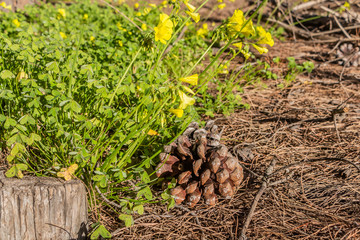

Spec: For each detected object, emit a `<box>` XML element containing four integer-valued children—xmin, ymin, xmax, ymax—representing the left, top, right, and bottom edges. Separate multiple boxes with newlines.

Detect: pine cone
<box><xmin>337</xmin><ymin>43</ymin><xmax>360</xmax><ymax>67</ymax></box>
<box><xmin>156</xmin><ymin>121</ymin><xmax>244</xmax><ymax>207</ymax></box>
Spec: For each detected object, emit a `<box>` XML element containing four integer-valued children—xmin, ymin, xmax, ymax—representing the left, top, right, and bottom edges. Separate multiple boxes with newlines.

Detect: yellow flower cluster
<box><xmin>184</xmin><ymin>2</ymin><xmax>200</xmax><ymax>23</ymax></box>
<box><xmin>228</xmin><ymin>9</ymin><xmax>255</xmax><ymax>37</ymax></box>
<box><xmin>57</xmin><ymin>8</ymin><xmax>66</xmax><ymax>20</ymax></box>
<box><xmin>0</xmin><ymin>2</ymin><xmax>11</xmax><ymax>10</ymax></box>
<box><xmin>154</xmin><ymin>13</ymin><xmax>173</xmax><ymax>44</ymax></box>
<box><xmin>169</xmin><ymin>74</ymin><xmax>198</xmax><ymax>118</ymax></box>
<box><xmin>197</xmin><ymin>23</ymin><xmax>208</xmax><ymax>38</ymax></box>
<box><xmin>57</xmin><ymin>164</ymin><xmax>78</xmax><ymax>181</ymax></box>
<box><xmin>252</xmin><ymin>26</ymin><xmax>274</xmax><ymax>55</ymax></box>
<box><xmin>227</xmin><ymin>9</ymin><xmax>275</xmax><ymax>55</ymax></box>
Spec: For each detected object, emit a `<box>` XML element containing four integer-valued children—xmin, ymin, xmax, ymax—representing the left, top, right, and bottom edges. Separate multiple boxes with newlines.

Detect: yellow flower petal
<box><xmin>0</xmin><ymin>2</ymin><xmax>12</xmax><ymax>10</ymax></box>
<box><xmin>180</xmin><ymin>74</ymin><xmax>198</xmax><ymax>86</ymax></box>
<box><xmin>83</xmin><ymin>14</ymin><xmax>88</xmax><ymax>20</ymax></box>
<box><xmin>141</xmin><ymin>23</ymin><xmax>147</xmax><ymax>31</ymax></box>
<box><xmin>57</xmin><ymin>164</ymin><xmax>78</xmax><ymax>181</ymax></box>
<box><xmin>134</xmin><ymin>2</ymin><xmax>139</xmax><ymax>8</ymax></box>
<box><xmin>218</xmin><ymin>3</ymin><xmax>226</xmax><ymax>9</ymax></box>
<box><xmin>186</xmin><ymin>11</ymin><xmax>200</xmax><ymax>23</ymax></box>
<box><xmin>256</xmin><ymin>26</ymin><xmax>274</xmax><ymax>47</ymax></box>
<box><xmin>154</xmin><ymin>13</ymin><xmax>174</xmax><ymax>44</ymax></box>
<box><xmin>184</xmin><ymin>2</ymin><xmax>196</xmax><ymax>12</ymax></box>
<box><xmin>12</xmin><ymin>19</ymin><xmax>20</xmax><ymax>28</ymax></box>
<box><xmin>182</xmin><ymin>86</ymin><xmax>195</xmax><ymax>95</ymax></box>
<box><xmin>68</xmin><ymin>164</ymin><xmax>78</xmax><ymax>174</ymax></box>
<box><xmin>252</xmin><ymin>44</ymin><xmax>268</xmax><ymax>54</ymax></box>
<box><xmin>58</xmin><ymin>8</ymin><xmax>66</xmax><ymax>18</ymax></box>
<box><xmin>148</xmin><ymin>129</ymin><xmax>160</xmax><ymax>136</ymax></box>
<box><xmin>228</xmin><ymin>9</ymin><xmax>255</xmax><ymax>37</ymax></box>
<box><xmin>196</xmin><ymin>23</ymin><xmax>208</xmax><ymax>38</ymax></box>
<box><xmin>169</xmin><ymin>108</ymin><xmax>184</xmax><ymax>118</ymax></box>
<box><xmin>60</xmin><ymin>32</ymin><xmax>67</xmax><ymax>39</ymax></box>
<box><xmin>233</xmin><ymin>42</ymin><xmax>243</xmax><ymax>50</ymax></box>
<box><xmin>179</xmin><ymin>90</ymin><xmax>195</xmax><ymax>109</ymax></box>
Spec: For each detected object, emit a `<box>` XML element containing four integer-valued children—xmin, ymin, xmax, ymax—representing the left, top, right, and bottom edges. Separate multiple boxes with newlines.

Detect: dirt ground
<box><xmin>102</xmin><ymin>39</ymin><xmax>360</xmax><ymax>239</ymax></box>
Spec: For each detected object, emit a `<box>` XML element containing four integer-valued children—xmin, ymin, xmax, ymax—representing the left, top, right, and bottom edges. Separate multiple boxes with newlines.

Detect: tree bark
<box><xmin>0</xmin><ymin>172</ymin><xmax>88</xmax><ymax>240</ymax></box>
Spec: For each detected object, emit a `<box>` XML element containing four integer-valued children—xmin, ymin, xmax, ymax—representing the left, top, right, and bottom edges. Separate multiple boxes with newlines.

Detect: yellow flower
<box><xmin>136</xmin><ymin>12</ymin><xmax>142</xmax><ymax>17</ymax></box>
<box><xmin>179</xmin><ymin>90</ymin><xmax>195</xmax><ymax>109</ymax></box>
<box><xmin>161</xmin><ymin>0</ymin><xmax>167</xmax><ymax>5</ymax></box>
<box><xmin>118</xmin><ymin>40</ymin><xmax>123</xmax><ymax>47</ymax></box>
<box><xmin>148</xmin><ymin>129</ymin><xmax>160</xmax><ymax>136</ymax></box>
<box><xmin>117</xmin><ymin>22</ymin><xmax>123</xmax><ymax>31</ymax></box>
<box><xmin>234</xmin><ymin>42</ymin><xmax>250</xmax><ymax>59</ymax></box>
<box><xmin>60</xmin><ymin>32</ymin><xmax>67</xmax><ymax>39</ymax></box>
<box><xmin>184</xmin><ymin>2</ymin><xmax>196</xmax><ymax>12</ymax></box>
<box><xmin>219</xmin><ymin>64</ymin><xmax>228</xmax><ymax>74</ymax></box>
<box><xmin>180</xmin><ymin>74</ymin><xmax>198</xmax><ymax>86</ymax></box>
<box><xmin>141</xmin><ymin>23</ymin><xmax>147</xmax><ymax>31</ymax></box>
<box><xmin>217</xmin><ymin>0</ymin><xmax>223</xmax><ymax>2</ymax></box>
<box><xmin>57</xmin><ymin>164</ymin><xmax>78</xmax><ymax>181</ymax></box>
<box><xmin>183</xmin><ymin>86</ymin><xmax>195</xmax><ymax>95</ymax></box>
<box><xmin>242</xmin><ymin>51</ymin><xmax>250</xmax><ymax>59</ymax></box>
<box><xmin>228</xmin><ymin>9</ymin><xmax>255</xmax><ymax>37</ymax></box>
<box><xmin>233</xmin><ymin>42</ymin><xmax>243</xmax><ymax>50</ymax></box>
<box><xmin>83</xmin><ymin>14</ymin><xmax>88</xmax><ymax>20</ymax></box>
<box><xmin>16</xmin><ymin>71</ymin><xmax>28</xmax><ymax>81</ymax></box>
<box><xmin>0</xmin><ymin>2</ymin><xmax>11</xmax><ymax>10</ymax></box>
<box><xmin>169</xmin><ymin>108</ymin><xmax>184</xmax><ymax>118</ymax></box>
<box><xmin>154</xmin><ymin>13</ymin><xmax>173</xmax><ymax>44</ymax></box>
<box><xmin>143</xmin><ymin>7</ymin><xmax>151</xmax><ymax>15</ymax></box>
<box><xmin>13</xmin><ymin>19</ymin><xmax>20</xmax><ymax>28</ymax></box>
<box><xmin>252</xmin><ymin>44</ymin><xmax>268</xmax><ymax>54</ymax></box>
<box><xmin>197</xmin><ymin>23</ymin><xmax>208</xmax><ymax>38</ymax></box>
<box><xmin>58</xmin><ymin>8</ymin><xmax>66</xmax><ymax>19</ymax></box>
<box><xmin>134</xmin><ymin>2</ymin><xmax>139</xmax><ymax>8</ymax></box>
<box><xmin>90</xmin><ymin>36</ymin><xmax>95</xmax><ymax>41</ymax></box>
<box><xmin>344</xmin><ymin>1</ymin><xmax>350</xmax><ymax>9</ymax></box>
<box><xmin>218</xmin><ymin>3</ymin><xmax>226</xmax><ymax>9</ymax></box>
<box><xmin>186</xmin><ymin>11</ymin><xmax>200</xmax><ymax>23</ymax></box>
<box><xmin>149</xmin><ymin>3</ymin><xmax>156</xmax><ymax>8</ymax></box>
<box><xmin>256</xmin><ymin>26</ymin><xmax>274</xmax><ymax>47</ymax></box>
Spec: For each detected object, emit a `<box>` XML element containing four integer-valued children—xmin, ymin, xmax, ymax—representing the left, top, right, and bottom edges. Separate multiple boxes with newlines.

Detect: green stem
<box><xmin>108</xmin><ymin>47</ymin><xmax>141</xmax><ymax>106</ymax></box>
<box><xmin>150</xmin><ymin>0</ymin><xmax>211</xmax><ymax>80</ymax></box>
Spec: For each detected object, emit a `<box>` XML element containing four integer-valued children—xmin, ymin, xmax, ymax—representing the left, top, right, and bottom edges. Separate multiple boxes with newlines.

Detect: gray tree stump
<box><xmin>0</xmin><ymin>172</ymin><xmax>88</xmax><ymax>240</ymax></box>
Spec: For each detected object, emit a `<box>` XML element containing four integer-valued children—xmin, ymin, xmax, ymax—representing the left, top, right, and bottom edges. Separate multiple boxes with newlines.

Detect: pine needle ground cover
<box><xmin>0</xmin><ymin>0</ymin><xmax>283</xmax><ymax>237</ymax></box>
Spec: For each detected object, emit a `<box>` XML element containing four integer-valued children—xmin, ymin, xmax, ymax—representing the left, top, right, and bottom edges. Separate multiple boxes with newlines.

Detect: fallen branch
<box><xmin>239</xmin><ymin>160</ymin><xmax>276</xmax><ymax>240</ymax></box>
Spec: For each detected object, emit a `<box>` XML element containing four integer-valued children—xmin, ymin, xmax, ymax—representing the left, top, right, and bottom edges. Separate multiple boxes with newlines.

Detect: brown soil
<box><xmin>95</xmin><ymin>38</ymin><xmax>360</xmax><ymax>239</ymax></box>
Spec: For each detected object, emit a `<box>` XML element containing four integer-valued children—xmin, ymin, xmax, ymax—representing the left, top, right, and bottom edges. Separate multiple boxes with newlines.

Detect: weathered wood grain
<box><xmin>0</xmin><ymin>172</ymin><xmax>88</xmax><ymax>240</ymax></box>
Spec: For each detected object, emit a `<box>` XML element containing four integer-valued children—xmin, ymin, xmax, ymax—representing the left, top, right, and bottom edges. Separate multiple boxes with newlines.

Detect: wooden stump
<box><xmin>0</xmin><ymin>172</ymin><xmax>88</xmax><ymax>240</ymax></box>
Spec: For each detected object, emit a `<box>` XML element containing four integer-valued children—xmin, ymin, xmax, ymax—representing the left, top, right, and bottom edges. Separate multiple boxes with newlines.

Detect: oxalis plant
<box><xmin>0</xmin><ymin>0</ymin><xmax>272</xmax><ymax>237</ymax></box>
